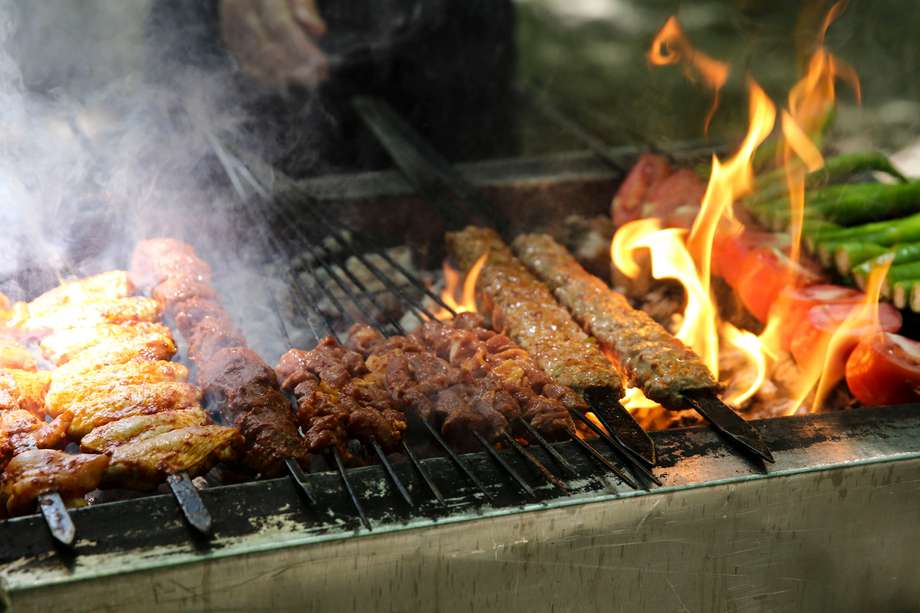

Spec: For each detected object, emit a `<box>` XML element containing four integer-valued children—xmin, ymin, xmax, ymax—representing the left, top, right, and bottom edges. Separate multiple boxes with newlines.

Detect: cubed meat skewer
<box><xmin>276</xmin><ymin>338</ymin><xmax>407</xmax><ymax>460</ymax></box>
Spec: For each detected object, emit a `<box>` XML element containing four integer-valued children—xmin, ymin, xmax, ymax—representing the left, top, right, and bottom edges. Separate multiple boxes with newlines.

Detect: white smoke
<box><xmin>0</xmin><ymin>0</ymin><xmax>291</xmax><ymax>359</ymax></box>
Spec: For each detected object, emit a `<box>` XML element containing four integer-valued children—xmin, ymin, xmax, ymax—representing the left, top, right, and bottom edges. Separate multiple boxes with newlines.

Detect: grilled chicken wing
<box><xmin>52</xmin><ymin>332</ymin><xmax>178</xmax><ymax>379</ymax></box>
<box><xmin>80</xmin><ymin>408</ymin><xmax>209</xmax><ymax>453</ymax></box>
<box><xmin>0</xmin><ymin>369</ymin><xmax>51</xmax><ymax>416</ymax></box>
<box><xmin>0</xmin><ymin>339</ymin><xmax>38</xmax><ymax>371</ymax></box>
<box><xmin>40</xmin><ymin>321</ymin><xmax>173</xmax><ymax>365</ymax></box>
<box><xmin>23</xmin><ymin>271</ymin><xmax>132</xmax><ymax>324</ymax></box>
<box><xmin>46</xmin><ymin>359</ymin><xmax>189</xmax><ymax>416</ymax></box>
<box><xmin>0</xmin><ymin>410</ymin><xmax>70</xmax><ymax>470</ymax></box>
<box><xmin>1</xmin><ymin>449</ymin><xmax>109</xmax><ymax>515</ymax></box>
<box><xmin>21</xmin><ymin>296</ymin><xmax>162</xmax><ymax>334</ymax></box>
<box><xmin>67</xmin><ymin>383</ymin><xmax>204</xmax><ymax>439</ymax></box>
<box><xmin>80</xmin><ymin>411</ymin><xmax>240</xmax><ymax>490</ymax></box>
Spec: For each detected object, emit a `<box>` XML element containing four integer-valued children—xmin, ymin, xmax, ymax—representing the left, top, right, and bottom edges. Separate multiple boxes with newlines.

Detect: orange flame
<box><xmin>810</xmin><ymin>257</ymin><xmax>893</xmax><ymax>411</ymax></box>
<box><xmin>722</xmin><ymin>322</ymin><xmax>767</xmax><ymax>407</ymax></box>
<box><xmin>436</xmin><ymin>254</ymin><xmax>487</xmax><ymax>320</ymax></box>
<box><xmin>648</xmin><ymin>16</ymin><xmax>731</xmax><ymax>133</ymax></box>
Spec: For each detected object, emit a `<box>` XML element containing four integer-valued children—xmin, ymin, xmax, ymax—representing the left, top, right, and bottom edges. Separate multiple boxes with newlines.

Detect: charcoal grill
<box><xmin>2</xmin><ymin>100</ymin><xmax>920</xmax><ymax>613</ymax></box>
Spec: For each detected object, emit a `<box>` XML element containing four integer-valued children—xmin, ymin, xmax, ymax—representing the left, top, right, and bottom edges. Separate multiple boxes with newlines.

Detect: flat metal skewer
<box><xmin>473</xmin><ymin>432</ymin><xmax>536</xmax><ymax>499</ymax></box>
<box><xmin>37</xmin><ymin>492</ymin><xmax>75</xmax><ymax>547</ymax></box>
<box><xmin>167</xmin><ymin>472</ymin><xmax>213</xmax><ymax>536</ymax></box>
<box><xmin>421</xmin><ymin>418</ymin><xmax>492</xmax><ymax>501</ymax></box>
<box><xmin>330</xmin><ymin>448</ymin><xmax>371</xmax><ymax>530</ymax></box>
<box><xmin>401</xmin><ymin>440</ymin><xmax>446</xmax><ymax>507</ymax></box>
<box><xmin>569</xmin><ymin>410</ymin><xmax>643</xmax><ymax>489</ymax></box>
<box><xmin>501</xmin><ymin>432</ymin><xmax>569</xmax><ymax>494</ymax></box>
<box><xmin>284</xmin><ymin>458</ymin><xmax>317</xmax><ymax>506</ymax></box>
<box><xmin>566</xmin><ymin>429</ymin><xmax>621</xmax><ymax>492</ymax></box>
<box><xmin>683</xmin><ymin>391</ymin><xmax>775</xmax><ymax>464</ymax></box>
<box><xmin>581</xmin><ymin>409</ymin><xmax>662</xmax><ymax>487</ymax></box>
<box><xmin>370</xmin><ymin>438</ymin><xmax>415</xmax><ymax>508</ymax></box>
<box><xmin>516</xmin><ymin>418</ymin><xmax>578</xmax><ymax>477</ymax></box>
<box><xmin>584</xmin><ymin>388</ymin><xmax>656</xmax><ymax>466</ymax></box>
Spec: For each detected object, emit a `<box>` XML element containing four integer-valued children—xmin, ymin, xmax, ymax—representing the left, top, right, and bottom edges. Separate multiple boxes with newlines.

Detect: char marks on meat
<box><xmin>276</xmin><ymin>338</ymin><xmax>406</xmax><ymax>460</ymax></box>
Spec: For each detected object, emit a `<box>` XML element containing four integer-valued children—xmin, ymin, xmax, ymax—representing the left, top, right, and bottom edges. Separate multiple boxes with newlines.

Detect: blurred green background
<box><xmin>515</xmin><ymin>0</ymin><xmax>920</xmax><ymax>156</ymax></box>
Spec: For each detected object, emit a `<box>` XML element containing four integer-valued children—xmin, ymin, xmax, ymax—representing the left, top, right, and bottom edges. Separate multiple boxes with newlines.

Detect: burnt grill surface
<box><xmin>4</xmin><ymin>404</ymin><xmax>918</xmax><ymax>570</ymax></box>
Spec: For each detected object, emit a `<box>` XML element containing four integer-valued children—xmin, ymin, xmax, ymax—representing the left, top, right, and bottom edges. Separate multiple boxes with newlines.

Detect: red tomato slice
<box><xmin>846</xmin><ymin>332</ymin><xmax>920</xmax><ymax>406</ymax></box>
<box><xmin>790</xmin><ymin>301</ymin><xmax>903</xmax><ymax>381</ymax></box>
<box><xmin>712</xmin><ymin>229</ymin><xmax>793</xmax><ymax>288</ymax></box>
<box><xmin>611</xmin><ymin>153</ymin><xmax>671</xmax><ymax>227</ymax></box>
<box><xmin>769</xmin><ymin>284</ymin><xmax>864</xmax><ymax>351</ymax></box>
<box><xmin>735</xmin><ymin>248</ymin><xmax>822</xmax><ymax>322</ymax></box>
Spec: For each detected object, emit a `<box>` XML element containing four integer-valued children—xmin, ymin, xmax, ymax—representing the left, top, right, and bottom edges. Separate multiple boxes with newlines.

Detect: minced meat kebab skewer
<box><xmin>445</xmin><ymin>226</ymin><xmax>655</xmax><ymax>465</ymax></box>
<box><xmin>512</xmin><ymin>233</ymin><xmax>774</xmax><ymax>464</ymax></box>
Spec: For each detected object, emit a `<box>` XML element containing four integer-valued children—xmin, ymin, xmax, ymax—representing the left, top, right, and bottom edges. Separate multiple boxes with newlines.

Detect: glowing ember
<box><xmin>648</xmin><ymin>16</ymin><xmax>731</xmax><ymax>133</ymax></box>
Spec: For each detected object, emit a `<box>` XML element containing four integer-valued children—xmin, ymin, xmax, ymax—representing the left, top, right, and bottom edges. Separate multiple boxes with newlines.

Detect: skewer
<box><xmin>683</xmin><ymin>391</ymin><xmax>775</xmax><ymax>464</ymax></box>
<box><xmin>568</xmin><ymin>410</ymin><xmax>642</xmax><ymax>489</ymax></box>
<box><xmin>515</xmin><ymin>418</ymin><xmax>578</xmax><ymax>477</ymax></box>
<box><xmin>583</xmin><ymin>388</ymin><xmax>656</xmax><ymax>467</ymax></box>
<box><xmin>566</xmin><ymin>429</ymin><xmax>621</xmax><ymax>492</ymax></box>
<box><xmin>501</xmin><ymin>432</ymin><xmax>569</xmax><ymax>494</ymax></box>
<box><xmin>573</xmin><ymin>409</ymin><xmax>660</xmax><ymax>487</ymax></box>
<box><xmin>330</xmin><ymin>448</ymin><xmax>371</xmax><ymax>530</ymax></box>
<box><xmin>284</xmin><ymin>458</ymin><xmax>317</xmax><ymax>506</ymax></box>
<box><xmin>472</xmin><ymin>432</ymin><xmax>536</xmax><ymax>499</ymax></box>
<box><xmin>421</xmin><ymin>418</ymin><xmax>492</xmax><ymax>501</ymax></box>
<box><xmin>401</xmin><ymin>440</ymin><xmax>446</xmax><ymax>507</ymax></box>
<box><xmin>370</xmin><ymin>438</ymin><xmax>415</xmax><ymax>508</ymax></box>
<box><xmin>166</xmin><ymin>472</ymin><xmax>213</xmax><ymax>536</ymax></box>
<box><xmin>37</xmin><ymin>492</ymin><xmax>76</xmax><ymax>547</ymax></box>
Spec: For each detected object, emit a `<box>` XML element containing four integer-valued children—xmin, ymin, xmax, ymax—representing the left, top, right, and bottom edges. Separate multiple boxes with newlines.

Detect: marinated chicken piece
<box><xmin>51</xmin><ymin>331</ymin><xmax>178</xmax><ymax>380</ymax></box>
<box><xmin>40</xmin><ymin>321</ymin><xmax>173</xmax><ymax>365</ymax></box>
<box><xmin>1</xmin><ymin>449</ymin><xmax>109</xmax><ymax>516</ymax></box>
<box><xmin>130</xmin><ymin>238</ymin><xmax>212</xmax><ymax>291</ymax></box>
<box><xmin>0</xmin><ymin>338</ymin><xmax>37</xmax><ymax>371</ymax></box>
<box><xmin>46</xmin><ymin>359</ymin><xmax>188</xmax><ymax>417</ymax></box>
<box><xmin>20</xmin><ymin>296</ymin><xmax>162</xmax><ymax>334</ymax></box>
<box><xmin>101</xmin><ymin>425</ymin><xmax>241</xmax><ymax>490</ymax></box>
<box><xmin>446</xmin><ymin>226</ymin><xmax>623</xmax><ymax>396</ymax></box>
<box><xmin>0</xmin><ymin>369</ymin><xmax>51</xmax><ymax>416</ymax></box>
<box><xmin>435</xmin><ymin>384</ymin><xmax>509</xmax><ymax>451</ymax></box>
<box><xmin>199</xmin><ymin>347</ymin><xmax>306</xmax><ymax>475</ymax></box>
<box><xmin>277</xmin><ymin>339</ymin><xmax>406</xmax><ymax>459</ymax></box>
<box><xmin>513</xmin><ymin>234</ymin><xmax>718</xmax><ymax>409</ymax></box>
<box><xmin>151</xmin><ymin>277</ymin><xmax>216</xmax><ymax>307</ymax></box>
<box><xmin>24</xmin><ymin>271</ymin><xmax>132</xmax><ymax>323</ymax></box>
<box><xmin>67</xmin><ymin>382</ymin><xmax>203</xmax><ymax>439</ymax></box>
<box><xmin>80</xmin><ymin>408</ymin><xmax>209</xmax><ymax>453</ymax></box>
<box><xmin>169</xmin><ymin>297</ymin><xmax>231</xmax><ymax>338</ymax></box>
<box><xmin>0</xmin><ymin>410</ymin><xmax>70</xmax><ymax>470</ymax></box>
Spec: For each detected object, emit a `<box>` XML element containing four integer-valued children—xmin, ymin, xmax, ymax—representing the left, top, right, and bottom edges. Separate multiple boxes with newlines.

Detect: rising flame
<box><xmin>436</xmin><ymin>254</ymin><xmax>487</xmax><ymax>320</ymax></box>
<box><xmin>810</xmin><ymin>257</ymin><xmax>892</xmax><ymax>412</ymax></box>
<box><xmin>612</xmin><ymin>218</ymin><xmax>718</xmax><ymax>375</ymax></box>
<box><xmin>721</xmin><ymin>323</ymin><xmax>767</xmax><ymax>407</ymax></box>
<box><xmin>648</xmin><ymin>16</ymin><xmax>731</xmax><ymax>133</ymax></box>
